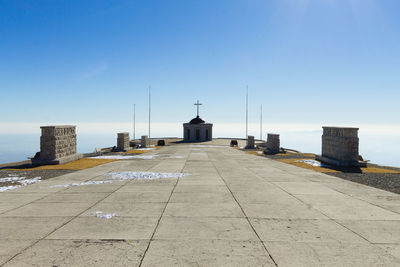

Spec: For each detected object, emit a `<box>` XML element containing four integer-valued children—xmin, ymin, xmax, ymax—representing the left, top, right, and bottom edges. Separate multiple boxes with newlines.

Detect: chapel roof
<box><xmin>189</xmin><ymin>116</ymin><xmax>205</xmax><ymax>124</ymax></box>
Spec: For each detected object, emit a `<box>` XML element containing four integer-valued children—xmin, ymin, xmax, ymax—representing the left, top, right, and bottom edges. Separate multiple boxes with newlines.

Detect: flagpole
<box><xmin>246</xmin><ymin>86</ymin><xmax>248</xmax><ymax>139</ymax></box>
<box><xmin>260</xmin><ymin>104</ymin><xmax>262</xmax><ymax>141</ymax></box>
<box><xmin>148</xmin><ymin>86</ymin><xmax>151</xmax><ymax>147</ymax></box>
<box><xmin>133</xmin><ymin>103</ymin><xmax>136</xmax><ymax>141</ymax></box>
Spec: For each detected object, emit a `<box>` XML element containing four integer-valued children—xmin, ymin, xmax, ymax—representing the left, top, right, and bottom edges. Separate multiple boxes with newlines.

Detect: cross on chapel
<box><xmin>194</xmin><ymin>100</ymin><xmax>202</xmax><ymax>117</ymax></box>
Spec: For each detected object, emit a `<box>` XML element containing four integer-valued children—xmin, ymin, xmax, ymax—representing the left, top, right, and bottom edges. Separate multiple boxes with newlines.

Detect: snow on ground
<box><xmin>0</xmin><ymin>177</ymin><xmax>41</xmax><ymax>192</ymax></box>
<box><xmin>106</xmin><ymin>171</ymin><xmax>188</xmax><ymax>180</ymax></box>
<box><xmin>299</xmin><ymin>159</ymin><xmax>330</xmax><ymax>168</ymax></box>
<box><xmin>48</xmin><ymin>171</ymin><xmax>189</xmax><ymax>188</ymax></box>
<box><xmin>0</xmin><ymin>177</ymin><xmax>25</xmax><ymax>183</ymax></box>
<box><xmin>134</xmin><ymin>148</ymin><xmax>155</xmax><ymax>151</ymax></box>
<box><xmin>49</xmin><ymin>180</ymin><xmax>115</xmax><ymax>188</ymax></box>
<box><xmin>88</xmin><ymin>211</ymin><xmax>117</xmax><ymax>219</ymax></box>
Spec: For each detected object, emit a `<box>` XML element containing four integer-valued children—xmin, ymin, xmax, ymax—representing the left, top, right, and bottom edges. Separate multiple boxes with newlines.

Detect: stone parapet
<box><xmin>265</xmin><ymin>133</ymin><xmax>280</xmax><ymax>154</ymax></box>
<box><xmin>117</xmin><ymin>132</ymin><xmax>130</xmax><ymax>151</ymax></box>
<box><xmin>141</xmin><ymin>135</ymin><xmax>149</xmax><ymax>148</ymax></box>
<box><xmin>316</xmin><ymin>126</ymin><xmax>364</xmax><ymax>167</ymax></box>
<box><xmin>32</xmin><ymin>125</ymin><xmax>82</xmax><ymax>165</ymax></box>
<box><xmin>245</xmin><ymin>135</ymin><xmax>255</xmax><ymax>149</ymax></box>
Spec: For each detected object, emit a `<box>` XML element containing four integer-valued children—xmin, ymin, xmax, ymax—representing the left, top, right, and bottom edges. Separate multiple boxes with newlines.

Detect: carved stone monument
<box><xmin>117</xmin><ymin>132</ymin><xmax>130</xmax><ymax>151</ymax></box>
<box><xmin>245</xmin><ymin>135</ymin><xmax>255</xmax><ymax>149</ymax></box>
<box><xmin>141</xmin><ymin>135</ymin><xmax>149</xmax><ymax>148</ymax></box>
<box><xmin>316</xmin><ymin>126</ymin><xmax>365</xmax><ymax>167</ymax></box>
<box><xmin>264</xmin><ymin>133</ymin><xmax>280</xmax><ymax>154</ymax></box>
<box><xmin>32</xmin><ymin>125</ymin><xmax>82</xmax><ymax>165</ymax></box>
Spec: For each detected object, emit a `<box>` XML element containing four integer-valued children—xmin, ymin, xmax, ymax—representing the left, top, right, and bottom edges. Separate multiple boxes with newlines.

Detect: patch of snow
<box><xmin>106</xmin><ymin>171</ymin><xmax>187</xmax><ymax>180</ymax></box>
<box><xmin>299</xmin><ymin>159</ymin><xmax>330</xmax><ymax>168</ymax></box>
<box><xmin>88</xmin><ymin>211</ymin><xmax>117</xmax><ymax>219</ymax></box>
<box><xmin>134</xmin><ymin>148</ymin><xmax>155</xmax><ymax>151</ymax></box>
<box><xmin>0</xmin><ymin>177</ymin><xmax>25</xmax><ymax>183</ymax></box>
<box><xmin>97</xmin><ymin>213</ymin><xmax>117</xmax><ymax>219</ymax></box>
<box><xmin>0</xmin><ymin>185</ymin><xmax>22</xmax><ymax>192</ymax></box>
<box><xmin>0</xmin><ymin>177</ymin><xmax>41</xmax><ymax>192</ymax></box>
<box><xmin>48</xmin><ymin>172</ymin><xmax>188</xmax><ymax>189</ymax></box>
<box><xmin>168</xmin><ymin>156</ymin><xmax>184</xmax><ymax>159</ymax></box>
<box><xmin>48</xmin><ymin>180</ymin><xmax>115</xmax><ymax>188</ymax></box>
<box><xmin>257</xmin><ymin>151</ymin><xmax>264</xmax><ymax>154</ymax></box>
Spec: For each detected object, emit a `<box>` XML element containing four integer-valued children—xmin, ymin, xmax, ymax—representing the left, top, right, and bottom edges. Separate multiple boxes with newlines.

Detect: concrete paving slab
<box><xmin>154</xmin><ymin>217</ymin><xmax>259</xmax><ymax>241</ymax></box>
<box><xmin>169</xmin><ymin>191</ymin><xmax>235</xmax><ymax>203</ymax></box>
<box><xmin>3</xmin><ymin>239</ymin><xmax>148</xmax><ymax>267</ymax></box>
<box><xmin>47</xmin><ymin>217</ymin><xmax>158</xmax><ymax>240</ymax></box>
<box><xmin>0</xmin><ymin>217</ymin><xmax>72</xmax><ymax>239</ymax></box>
<box><xmin>141</xmin><ymin>240</ymin><xmax>275</xmax><ymax>267</ymax></box>
<box><xmin>84</xmin><ymin>202</ymin><xmax>166</xmax><ymax>218</ymax></box>
<box><xmin>164</xmin><ymin>202</ymin><xmax>244</xmax><ymax>218</ymax></box>
<box><xmin>0</xmin><ymin>240</ymin><xmax>37</xmax><ymax>266</ymax></box>
<box><xmin>0</xmin><ymin>202</ymin><xmax>92</xmax><ymax>217</ymax></box>
<box><xmin>250</xmin><ymin>218</ymin><xmax>367</xmax><ymax>243</ymax></box>
<box><xmin>37</xmin><ymin>192</ymin><xmax>109</xmax><ymax>204</ymax></box>
<box><xmin>103</xmin><ymin>191</ymin><xmax>171</xmax><ymax>203</ymax></box>
<box><xmin>264</xmin><ymin>241</ymin><xmax>400</xmax><ymax>266</ymax></box>
<box><xmin>1</xmin><ymin>142</ymin><xmax>398</xmax><ymax>265</ymax></box>
<box><xmin>338</xmin><ymin>220</ymin><xmax>400</xmax><ymax>243</ymax></box>
<box><xmin>242</xmin><ymin>203</ymin><xmax>329</xmax><ymax>219</ymax></box>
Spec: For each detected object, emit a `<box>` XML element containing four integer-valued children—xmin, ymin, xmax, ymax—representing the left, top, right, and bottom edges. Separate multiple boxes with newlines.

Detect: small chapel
<box><xmin>183</xmin><ymin>100</ymin><xmax>213</xmax><ymax>142</ymax></box>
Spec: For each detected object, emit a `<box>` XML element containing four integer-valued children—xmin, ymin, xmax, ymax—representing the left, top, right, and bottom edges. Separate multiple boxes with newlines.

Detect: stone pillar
<box><xmin>316</xmin><ymin>127</ymin><xmax>364</xmax><ymax>167</ymax></box>
<box><xmin>245</xmin><ymin>135</ymin><xmax>255</xmax><ymax>149</ymax></box>
<box><xmin>264</xmin><ymin>133</ymin><xmax>280</xmax><ymax>154</ymax></box>
<box><xmin>32</xmin><ymin>125</ymin><xmax>82</xmax><ymax>165</ymax></box>
<box><xmin>141</xmin><ymin>135</ymin><xmax>148</xmax><ymax>148</ymax></box>
<box><xmin>117</xmin><ymin>132</ymin><xmax>130</xmax><ymax>151</ymax></box>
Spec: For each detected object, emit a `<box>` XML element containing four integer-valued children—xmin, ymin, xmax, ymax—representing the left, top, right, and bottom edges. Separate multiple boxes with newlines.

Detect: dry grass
<box><xmin>6</xmin><ymin>158</ymin><xmax>117</xmax><ymax>171</ymax></box>
<box><xmin>277</xmin><ymin>158</ymin><xmax>339</xmax><ymax>173</ymax></box>
<box><xmin>277</xmin><ymin>158</ymin><xmax>400</xmax><ymax>174</ymax></box>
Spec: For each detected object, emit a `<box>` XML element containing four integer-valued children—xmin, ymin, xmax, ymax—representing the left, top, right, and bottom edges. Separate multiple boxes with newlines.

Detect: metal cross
<box><xmin>194</xmin><ymin>100</ymin><xmax>202</xmax><ymax>117</ymax></box>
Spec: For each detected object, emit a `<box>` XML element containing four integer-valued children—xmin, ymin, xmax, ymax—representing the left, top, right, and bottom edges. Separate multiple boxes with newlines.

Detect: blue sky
<box><xmin>1</xmin><ymin>0</ymin><xmax>400</xmax><ymax>126</ymax></box>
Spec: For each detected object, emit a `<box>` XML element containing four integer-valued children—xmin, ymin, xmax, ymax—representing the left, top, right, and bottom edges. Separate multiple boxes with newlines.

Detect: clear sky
<box><xmin>1</xmin><ymin>0</ymin><xmax>400</xmax><ymax>127</ymax></box>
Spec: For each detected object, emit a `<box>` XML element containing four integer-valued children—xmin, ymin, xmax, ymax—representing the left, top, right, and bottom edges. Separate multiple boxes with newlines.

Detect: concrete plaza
<box><xmin>1</xmin><ymin>143</ymin><xmax>400</xmax><ymax>266</ymax></box>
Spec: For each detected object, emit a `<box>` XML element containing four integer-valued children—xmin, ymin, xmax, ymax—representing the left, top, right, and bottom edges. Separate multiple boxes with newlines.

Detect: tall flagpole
<box><xmin>148</xmin><ymin>86</ymin><xmax>151</xmax><ymax>146</ymax></box>
<box><xmin>133</xmin><ymin>104</ymin><xmax>136</xmax><ymax>141</ymax></box>
<box><xmin>246</xmin><ymin>86</ymin><xmax>248</xmax><ymax>139</ymax></box>
<box><xmin>260</xmin><ymin>104</ymin><xmax>263</xmax><ymax>140</ymax></box>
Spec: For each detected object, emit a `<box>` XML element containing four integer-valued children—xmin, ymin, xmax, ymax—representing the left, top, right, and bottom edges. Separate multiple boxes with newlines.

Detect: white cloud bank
<box><xmin>1</xmin><ymin>122</ymin><xmax>400</xmax><ymax>137</ymax></box>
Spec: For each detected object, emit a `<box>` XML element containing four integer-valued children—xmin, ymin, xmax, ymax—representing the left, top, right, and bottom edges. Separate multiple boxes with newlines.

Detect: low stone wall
<box><xmin>117</xmin><ymin>132</ymin><xmax>130</xmax><ymax>151</ymax></box>
<box><xmin>32</xmin><ymin>125</ymin><xmax>82</xmax><ymax>165</ymax></box>
<box><xmin>265</xmin><ymin>133</ymin><xmax>280</xmax><ymax>154</ymax></box>
<box><xmin>316</xmin><ymin>126</ymin><xmax>363</xmax><ymax>167</ymax></box>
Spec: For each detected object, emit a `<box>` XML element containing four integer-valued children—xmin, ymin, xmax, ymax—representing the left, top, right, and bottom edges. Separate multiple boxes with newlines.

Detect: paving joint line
<box><xmin>0</xmin><ymin>163</ymin><xmax>131</xmax><ymax>266</ymax></box>
<box><xmin>138</xmin><ymin>147</ymin><xmax>189</xmax><ymax>266</ymax></box>
<box><xmin>209</xmin><ymin>150</ymin><xmax>279</xmax><ymax>267</ymax></box>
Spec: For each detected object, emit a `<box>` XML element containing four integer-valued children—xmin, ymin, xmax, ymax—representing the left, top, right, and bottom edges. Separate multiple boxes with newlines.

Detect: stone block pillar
<box><xmin>32</xmin><ymin>125</ymin><xmax>82</xmax><ymax>165</ymax></box>
<box><xmin>265</xmin><ymin>133</ymin><xmax>280</xmax><ymax>154</ymax></box>
<box><xmin>117</xmin><ymin>132</ymin><xmax>130</xmax><ymax>151</ymax></box>
<box><xmin>316</xmin><ymin>127</ymin><xmax>364</xmax><ymax>167</ymax></box>
<box><xmin>141</xmin><ymin>135</ymin><xmax>149</xmax><ymax>148</ymax></box>
<box><xmin>245</xmin><ymin>135</ymin><xmax>255</xmax><ymax>149</ymax></box>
